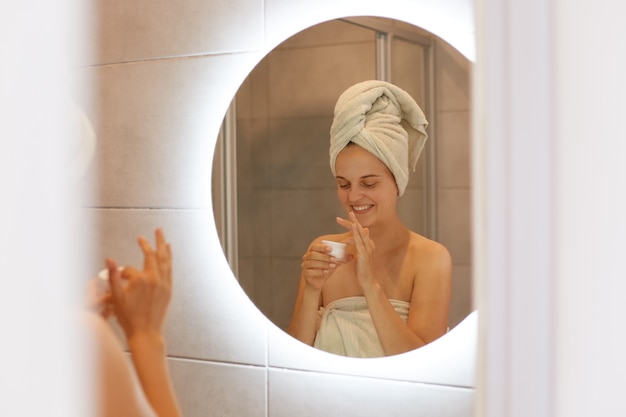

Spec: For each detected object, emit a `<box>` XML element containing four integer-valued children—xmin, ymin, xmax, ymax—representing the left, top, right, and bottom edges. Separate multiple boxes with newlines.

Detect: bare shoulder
<box><xmin>408</xmin><ymin>232</ymin><xmax>452</xmax><ymax>274</ymax></box>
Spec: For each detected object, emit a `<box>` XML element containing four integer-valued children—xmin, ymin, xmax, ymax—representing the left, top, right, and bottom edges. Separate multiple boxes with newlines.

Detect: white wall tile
<box><xmin>269</xmin><ymin>367</ymin><xmax>474</xmax><ymax>417</ymax></box>
<box><xmin>94</xmin><ymin>0</ymin><xmax>264</xmax><ymax>64</ymax></box>
<box><xmin>87</xmin><ymin>208</ymin><xmax>268</xmax><ymax>365</ymax></box>
<box><xmin>83</xmin><ymin>52</ymin><xmax>264</xmax><ymax>209</ymax></box>
<box><xmin>169</xmin><ymin>359</ymin><xmax>267</xmax><ymax>417</ymax></box>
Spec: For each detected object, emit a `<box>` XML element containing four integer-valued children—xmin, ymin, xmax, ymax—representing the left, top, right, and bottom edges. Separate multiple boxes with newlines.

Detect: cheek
<box><xmin>379</xmin><ymin>188</ymin><xmax>399</xmax><ymax>207</ymax></box>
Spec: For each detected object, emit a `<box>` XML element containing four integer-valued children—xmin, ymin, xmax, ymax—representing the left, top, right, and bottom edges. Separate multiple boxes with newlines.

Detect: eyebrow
<box><xmin>336</xmin><ymin>175</ymin><xmax>382</xmax><ymax>180</ymax></box>
<box><xmin>335</xmin><ymin>174</ymin><xmax>382</xmax><ymax>182</ymax></box>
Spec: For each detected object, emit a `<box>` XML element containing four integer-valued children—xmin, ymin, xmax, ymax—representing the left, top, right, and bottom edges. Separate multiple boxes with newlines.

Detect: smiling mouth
<box><xmin>351</xmin><ymin>204</ymin><xmax>373</xmax><ymax>213</ymax></box>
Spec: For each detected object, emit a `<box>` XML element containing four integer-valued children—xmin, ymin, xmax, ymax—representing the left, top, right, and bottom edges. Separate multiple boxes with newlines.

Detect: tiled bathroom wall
<box><xmin>84</xmin><ymin>1</ymin><xmax>475</xmax><ymax>416</ymax></box>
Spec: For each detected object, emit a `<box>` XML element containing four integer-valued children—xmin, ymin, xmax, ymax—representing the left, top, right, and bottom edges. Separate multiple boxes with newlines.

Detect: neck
<box><xmin>368</xmin><ymin>216</ymin><xmax>409</xmax><ymax>251</ymax></box>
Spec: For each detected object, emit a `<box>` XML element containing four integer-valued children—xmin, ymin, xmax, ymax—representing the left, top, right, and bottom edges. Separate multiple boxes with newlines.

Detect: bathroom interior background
<box><xmin>80</xmin><ymin>2</ymin><xmax>475</xmax><ymax>417</ymax></box>
<box><xmin>212</xmin><ymin>17</ymin><xmax>472</xmax><ymax>332</ymax></box>
<box><xmin>6</xmin><ymin>1</ymin><xmax>626</xmax><ymax>416</ymax></box>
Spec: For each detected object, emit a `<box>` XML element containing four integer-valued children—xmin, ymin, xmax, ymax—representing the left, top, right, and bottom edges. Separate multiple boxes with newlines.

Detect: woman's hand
<box><xmin>337</xmin><ymin>212</ymin><xmax>377</xmax><ymax>289</ymax></box>
<box><xmin>300</xmin><ymin>242</ymin><xmax>344</xmax><ymax>290</ymax></box>
<box><xmin>108</xmin><ymin>228</ymin><xmax>172</xmax><ymax>340</ymax></box>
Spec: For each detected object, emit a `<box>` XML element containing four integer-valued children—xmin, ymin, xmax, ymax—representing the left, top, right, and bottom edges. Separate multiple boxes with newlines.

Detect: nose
<box><xmin>347</xmin><ymin>185</ymin><xmax>363</xmax><ymax>202</ymax></box>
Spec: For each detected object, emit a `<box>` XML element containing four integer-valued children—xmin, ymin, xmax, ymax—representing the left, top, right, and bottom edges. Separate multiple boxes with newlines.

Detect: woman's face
<box><xmin>334</xmin><ymin>145</ymin><xmax>399</xmax><ymax>227</ymax></box>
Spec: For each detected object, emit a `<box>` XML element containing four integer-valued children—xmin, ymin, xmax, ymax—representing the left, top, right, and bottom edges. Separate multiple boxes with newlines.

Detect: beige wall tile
<box><xmin>268</xmin><ymin>43</ymin><xmax>376</xmax><ymax>118</ymax></box>
<box><xmin>237</xmin><ymin>118</ymin><xmax>273</xmax><ymax>190</ymax></box>
<box><xmin>238</xmin><ymin>257</ymin><xmax>273</xmax><ymax>322</ymax></box>
<box><xmin>398</xmin><ymin>187</ymin><xmax>427</xmax><ymax>235</ymax></box>
<box><xmin>237</xmin><ymin>189</ymin><xmax>272</xmax><ymax>258</ymax></box>
<box><xmin>437</xmin><ymin>110</ymin><xmax>472</xmax><ymax>188</ymax></box>
<box><xmin>271</xmin><ymin>258</ymin><xmax>302</xmax><ymax>331</ymax></box>
<box><xmin>435</xmin><ymin>40</ymin><xmax>472</xmax><ymax>111</ymax></box>
<box><xmin>268</xmin><ymin>116</ymin><xmax>335</xmax><ymax>189</ymax></box>
<box><xmin>270</xmin><ymin>189</ymin><xmax>344</xmax><ymax>258</ymax></box>
<box><xmin>237</xmin><ymin>58</ymin><xmax>271</xmax><ymax>121</ymax></box>
<box><xmin>279</xmin><ymin>19</ymin><xmax>375</xmax><ymax>49</ymax></box>
<box><xmin>437</xmin><ymin>189</ymin><xmax>472</xmax><ymax>264</ymax></box>
<box><xmin>392</xmin><ymin>37</ymin><xmax>427</xmax><ymax>105</ymax></box>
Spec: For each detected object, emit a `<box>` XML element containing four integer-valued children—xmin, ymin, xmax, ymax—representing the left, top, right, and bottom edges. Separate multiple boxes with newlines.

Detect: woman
<box><xmin>287</xmin><ymin>80</ymin><xmax>451</xmax><ymax>358</ymax></box>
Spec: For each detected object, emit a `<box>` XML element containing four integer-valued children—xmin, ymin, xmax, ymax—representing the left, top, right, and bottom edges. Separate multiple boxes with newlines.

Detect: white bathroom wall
<box><xmin>552</xmin><ymin>1</ymin><xmax>626</xmax><ymax>416</ymax></box>
<box><xmin>476</xmin><ymin>0</ymin><xmax>626</xmax><ymax>417</ymax></box>
<box><xmin>85</xmin><ymin>1</ymin><xmax>476</xmax><ymax>417</ymax></box>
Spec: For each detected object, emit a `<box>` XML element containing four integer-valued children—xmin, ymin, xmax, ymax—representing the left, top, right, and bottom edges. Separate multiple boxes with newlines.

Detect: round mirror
<box><xmin>212</xmin><ymin>16</ymin><xmax>472</xmax><ymax>353</ymax></box>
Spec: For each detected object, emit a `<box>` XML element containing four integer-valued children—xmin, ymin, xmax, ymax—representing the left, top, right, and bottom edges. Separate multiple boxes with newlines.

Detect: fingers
<box><xmin>154</xmin><ymin>228</ymin><xmax>172</xmax><ymax>287</ymax></box>
<box><xmin>301</xmin><ymin>244</ymin><xmax>337</xmax><ymax>286</ymax></box>
<box><xmin>137</xmin><ymin>228</ymin><xmax>172</xmax><ymax>287</ymax></box>
<box><xmin>301</xmin><ymin>254</ymin><xmax>336</xmax><ymax>272</ymax></box>
<box><xmin>138</xmin><ymin>235</ymin><xmax>157</xmax><ymax>273</ymax></box>
<box><xmin>107</xmin><ymin>230</ymin><xmax>172</xmax><ymax>287</ymax></box>
<box><xmin>304</xmin><ymin>243</ymin><xmax>331</xmax><ymax>257</ymax></box>
<box><xmin>348</xmin><ymin>211</ymin><xmax>364</xmax><ymax>233</ymax></box>
<box><xmin>121</xmin><ymin>265</ymin><xmax>142</xmax><ymax>281</ymax></box>
<box><xmin>336</xmin><ymin>216</ymin><xmax>353</xmax><ymax>231</ymax></box>
<box><xmin>302</xmin><ymin>244</ymin><xmax>339</xmax><ymax>265</ymax></box>
<box><xmin>352</xmin><ymin>223</ymin><xmax>365</xmax><ymax>254</ymax></box>
<box><xmin>339</xmin><ymin>212</ymin><xmax>367</xmax><ymax>236</ymax></box>
<box><xmin>348</xmin><ymin>212</ymin><xmax>372</xmax><ymax>245</ymax></box>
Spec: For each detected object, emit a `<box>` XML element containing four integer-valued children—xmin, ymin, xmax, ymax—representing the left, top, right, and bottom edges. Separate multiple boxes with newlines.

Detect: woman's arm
<box><xmin>348</xmin><ymin>213</ymin><xmax>451</xmax><ymax>355</ymax></box>
<box><xmin>287</xmin><ymin>240</ymin><xmax>339</xmax><ymax>344</ymax></box>
<box><xmin>108</xmin><ymin>228</ymin><xmax>181</xmax><ymax>417</ymax></box>
<box><xmin>87</xmin><ymin>312</ymin><xmax>154</xmax><ymax>417</ymax></box>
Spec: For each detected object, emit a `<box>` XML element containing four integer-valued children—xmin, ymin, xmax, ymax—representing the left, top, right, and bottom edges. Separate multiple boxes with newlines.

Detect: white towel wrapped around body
<box><xmin>313</xmin><ymin>296</ymin><xmax>410</xmax><ymax>358</ymax></box>
<box><xmin>329</xmin><ymin>80</ymin><xmax>428</xmax><ymax>196</ymax></box>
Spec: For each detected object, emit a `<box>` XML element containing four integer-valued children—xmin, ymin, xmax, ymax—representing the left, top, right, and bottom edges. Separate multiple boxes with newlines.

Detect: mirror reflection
<box><xmin>213</xmin><ymin>17</ymin><xmax>472</xmax><ymax>354</ymax></box>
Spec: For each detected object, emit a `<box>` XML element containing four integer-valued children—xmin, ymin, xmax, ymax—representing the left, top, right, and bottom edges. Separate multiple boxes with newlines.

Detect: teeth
<box><xmin>353</xmin><ymin>205</ymin><xmax>371</xmax><ymax>211</ymax></box>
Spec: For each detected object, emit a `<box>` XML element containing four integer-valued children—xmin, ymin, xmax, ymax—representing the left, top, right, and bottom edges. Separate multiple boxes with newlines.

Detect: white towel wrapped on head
<box><xmin>329</xmin><ymin>80</ymin><xmax>428</xmax><ymax>196</ymax></box>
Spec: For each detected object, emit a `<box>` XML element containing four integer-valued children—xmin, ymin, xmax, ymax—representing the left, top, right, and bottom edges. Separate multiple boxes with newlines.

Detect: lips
<box><xmin>351</xmin><ymin>204</ymin><xmax>373</xmax><ymax>213</ymax></box>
